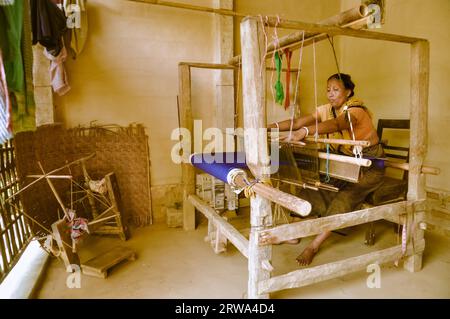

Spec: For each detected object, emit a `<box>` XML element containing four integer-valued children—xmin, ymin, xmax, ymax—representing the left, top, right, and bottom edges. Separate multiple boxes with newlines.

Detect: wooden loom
<box><xmin>178</xmin><ymin>12</ymin><xmax>431</xmax><ymax>299</ymax></box>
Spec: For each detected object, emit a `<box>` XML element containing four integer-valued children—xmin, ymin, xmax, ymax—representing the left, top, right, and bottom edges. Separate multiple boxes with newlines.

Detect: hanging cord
<box><xmin>288</xmin><ymin>31</ymin><xmax>305</xmax><ymax>141</ymax></box>
<box><xmin>259</xmin><ymin>15</ymin><xmax>269</xmax><ymax>79</ymax></box>
<box><xmin>243</xmin><ymin>177</ymin><xmax>273</xmax><ymax>199</ymax></box>
<box><xmin>293</xmin><ymin>31</ymin><xmax>305</xmax><ymax>113</ymax></box>
<box><xmin>345</xmin><ymin>108</ymin><xmax>362</xmax><ymax>158</ymax></box>
<box><xmin>283</xmin><ymin>48</ymin><xmax>292</xmax><ymax>110</ymax></box>
<box><xmin>269</xmin><ymin>16</ymin><xmax>281</xmax><ymax>113</ymax></box>
<box><xmin>313</xmin><ymin>39</ymin><xmax>319</xmax><ymax>141</ymax></box>
<box><xmin>235</xmin><ymin>56</ymin><xmax>241</xmax><ymax>131</ymax></box>
<box><xmin>271</xmin><ymin>16</ymin><xmax>285</xmax><ymax>106</ymax></box>
<box><xmin>327</xmin><ymin>36</ymin><xmax>362</xmax><ymax>158</ymax></box>
<box><xmin>327</xmin><ymin>35</ymin><xmax>341</xmax><ymax>76</ymax></box>
<box><xmin>325</xmin><ymin>143</ymin><xmax>331</xmax><ymax>182</ymax></box>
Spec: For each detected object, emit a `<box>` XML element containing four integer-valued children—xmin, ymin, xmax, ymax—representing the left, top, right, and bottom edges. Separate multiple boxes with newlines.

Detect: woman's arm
<box><xmin>268</xmin><ymin>114</ymin><xmax>316</xmax><ymax>131</ymax></box>
<box><xmin>285</xmin><ymin>111</ymin><xmax>358</xmax><ymax>142</ymax></box>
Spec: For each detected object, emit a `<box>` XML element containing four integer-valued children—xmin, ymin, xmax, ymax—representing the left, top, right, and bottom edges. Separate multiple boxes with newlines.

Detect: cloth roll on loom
<box><xmin>189</xmin><ymin>153</ymin><xmax>312</xmax><ymax>217</ymax></box>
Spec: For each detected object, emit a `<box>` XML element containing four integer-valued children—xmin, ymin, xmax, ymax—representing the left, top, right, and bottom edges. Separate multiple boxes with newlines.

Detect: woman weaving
<box><xmin>267</xmin><ymin>73</ymin><xmax>385</xmax><ymax>266</ymax></box>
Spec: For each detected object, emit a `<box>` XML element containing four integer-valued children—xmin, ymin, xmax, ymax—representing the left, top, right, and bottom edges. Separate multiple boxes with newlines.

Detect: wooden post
<box><xmin>179</xmin><ymin>64</ymin><xmax>196</xmax><ymax>231</ymax></box>
<box><xmin>240</xmin><ymin>17</ymin><xmax>272</xmax><ymax>299</ymax></box>
<box><xmin>405</xmin><ymin>40</ymin><xmax>429</xmax><ymax>272</ymax></box>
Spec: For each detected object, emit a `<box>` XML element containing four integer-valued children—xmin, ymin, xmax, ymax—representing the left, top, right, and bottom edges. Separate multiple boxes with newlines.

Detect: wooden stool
<box><xmin>81</xmin><ymin>246</ymin><xmax>136</xmax><ymax>279</ymax></box>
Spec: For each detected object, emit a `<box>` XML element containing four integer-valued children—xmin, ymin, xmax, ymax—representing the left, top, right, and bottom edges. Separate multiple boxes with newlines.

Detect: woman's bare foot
<box><xmin>296</xmin><ymin>246</ymin><xmax>318</xmax><ymax>266</ymax></box>
<box><xmin>273</xmin><ymin>238</ymin><xmax>301</xmax><ymax>245</ymax></box>
<box><xmin>259</xmin><ymin>231</ymin><xmax>300</xmax><ymax>245</ymax></box>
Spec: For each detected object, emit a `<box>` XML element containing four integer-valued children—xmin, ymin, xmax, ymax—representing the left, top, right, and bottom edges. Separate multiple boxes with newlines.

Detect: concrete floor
<box><xmin>35</xmin><ymin>215</ymin><xmax>450</xmax><ymax>299</ymax></box>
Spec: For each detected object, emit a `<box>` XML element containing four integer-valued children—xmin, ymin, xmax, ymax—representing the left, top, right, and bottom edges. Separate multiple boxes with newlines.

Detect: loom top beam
<box><xmin>259</xmin><ymin>16</ymin><xmax>425</xmax><ymax>43</ymax></box>
<box><xmin>229</xmin><ymin>5</ymin><xmax>371</xmax><ymax>66</ymax></box>
<box><xmin>128</xmin><ymin>0</ymin><xmax>246</xmax><ymax>17</ymax></box>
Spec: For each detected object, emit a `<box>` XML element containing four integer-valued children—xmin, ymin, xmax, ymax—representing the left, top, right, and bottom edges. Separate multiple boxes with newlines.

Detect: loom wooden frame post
<box><xmin>240</xmin><ymin>17</ymin><xmax>273</xmax><ymax>299</ymax></box>
<box><xmin>178</xmin><ymin>63</ymin><xmax>236</xmax><ymax>231</ymax></box>
<box><xmin>178</xmin><ymin>64</ymin><xmax>196</xmax><ymax>231</ymax></box>
<box><xmin>404</xmin><ymin>39</ymin><xmax>429</xmax><ymax>272</ymax></box>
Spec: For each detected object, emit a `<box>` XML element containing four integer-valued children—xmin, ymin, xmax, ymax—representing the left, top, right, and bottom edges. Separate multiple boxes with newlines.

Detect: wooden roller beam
<box><xmin>385</xmin><ymin>161</ymin><xmax>439</xmax><ymax>175</ymax></box>
<box><xmin>318</xmin><ymin>152</ymin><xmax>372</xmax><ymax>167</ymax></box>
<box><xmin>233</xmin><ymin>174</ymin><xmax>311</xmax><ymax>217</ymax></box>
<box><xmin>274</xmin><ymin>136</ymin><xmax>370</xmax><ymax>147</ymax></box>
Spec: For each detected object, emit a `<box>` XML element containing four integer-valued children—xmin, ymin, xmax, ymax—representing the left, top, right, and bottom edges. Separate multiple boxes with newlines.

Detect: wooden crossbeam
<box><xmin>259</xmin><ymin>200</ymin><xmax>425</xmax><ymax>245</ymax></box>
<box><xmin>262</xmin><ymin>16</ymin><xmax>425</xmax><ymax>43</ymax></box>
<box><xmin>188</xmin><ymin>194</ymin><xmax>249</xmax><ymax>258</ymax></box>
<box><xmin>259</xmin><ymin>239</ymin><xmax>425</xmax><ymax>295</ymax></box>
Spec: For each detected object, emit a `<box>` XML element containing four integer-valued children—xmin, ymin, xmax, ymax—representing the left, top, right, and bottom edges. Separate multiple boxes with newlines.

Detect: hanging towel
<box><xmin>43</xmin><ymin>44</ymin><xmax>71</xmax><ymax>95</ymax></box>
<box><xmin>0</xmin><ymin>0</ymin><xmax>36</xmax><ymax>135</ymax></box>
<box><xmin>0</xmin><ymin>0</ymin><xmax>24</xmax><ymax>92</ymax></box>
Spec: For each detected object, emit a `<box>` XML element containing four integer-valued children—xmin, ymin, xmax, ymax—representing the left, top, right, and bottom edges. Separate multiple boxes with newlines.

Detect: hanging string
<box><xmin>327</xmin><ymin>35</ymin><xmax>341</xmax><ymax>76</ymax></box>
<box><xmin>325</xmin><ymin>143</ymin><xmax>331</xmax><ymax>182</ymax></box>
<box><xmin>269</xmin><ymin>17</ymin><xmax>280</xmax><ymax>111</ymax></box>
<box><xmin>283</xmin><ymin>48</ymin><xmax>292</xmax><ymax>109</ymax></box>
<box><xmin>293</xmin><ymin>31</ymin><xmax>305</xmax><ymax>113</ymax></box>
<box><xmin>235</xmin><ymin>56</ymin><xmax>241</xmax><ymax>131</ymax></box>
<box><xmin>346</xmin><ymin>110</ymin><xmax>357</xmax><ymax>141</ymax></box>
<box><xmin>313</xmin><ymin>39</ymin><xmax>319</xmax><ymax>141</ymax></box>
<box><xmin>270</xmin><ymin>15</ymin><xmax>283</xmax><ymax>108</ymax></box>
<box><xmin>259</xmin><ymin>15</ymin><xmax>269</xmax><ymax>79</ymax></box>
<box><xmin>288</xmin><ymin>31</ymin><xmax>305</xmax><ymax>141</ymax></box>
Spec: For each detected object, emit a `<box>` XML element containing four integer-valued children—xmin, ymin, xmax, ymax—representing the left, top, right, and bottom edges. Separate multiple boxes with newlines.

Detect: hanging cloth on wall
<box><xmin>0</xmin><ymin>0</ymin><xmax>24</xmax><ymax>93</ymax></box>
<box><xmin>43</xmin><ymin>44</ymin><xmax>71</xmax><ymax>95</ymax></box>
<box><xmin>31</xmin><ymin>0</ymin><xmax>67</xmax><ymax>55</ymax></box>
<box><xmin>283</xmin><ymin>48</ymin><xmax>292</xmax><ymax>110</ymax></box>
<box><xmin>274</xmin><ymin>51</ymin><xmax>284</xmax><ymax>105</ymax></box>
<box><xmin>63</xmin><ymin>0</ymin><xmax>88</xmax><ymax>59</ymax></box>
<box><xmin>0</xmin><ymin>0</ymin><xmax>36</xmax><ymax>134</ymax></box>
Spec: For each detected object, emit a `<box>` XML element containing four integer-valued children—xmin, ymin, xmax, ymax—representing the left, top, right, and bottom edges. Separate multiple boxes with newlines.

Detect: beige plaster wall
<box><xmin>340</xmin><ymin>0</ymin><xmax>450</xmax><ymax>190</ymax></box>
<box><xmin>54</xmin><ymin>0</ymin><xmax>216</xmax><ymax>188</ymax></box>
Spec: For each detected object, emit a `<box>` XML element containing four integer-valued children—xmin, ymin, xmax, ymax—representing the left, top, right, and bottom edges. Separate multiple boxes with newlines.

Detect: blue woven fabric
<box><xmin>190</xmin><ymin>152</ymin><xmax>248</xmax><ymax>183</ymax></box>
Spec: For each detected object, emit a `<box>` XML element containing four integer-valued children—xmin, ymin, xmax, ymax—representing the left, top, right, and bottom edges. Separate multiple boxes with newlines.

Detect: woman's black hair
<box><xmin>328</xmin><ymin>73</ymin><xmax>355</xmax><ymax>98</ymax></box>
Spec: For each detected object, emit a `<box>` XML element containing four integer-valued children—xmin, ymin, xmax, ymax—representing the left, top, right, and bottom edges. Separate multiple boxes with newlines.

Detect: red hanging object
<box><xmin>284</xmin><ymin>48</ymin><xmax>292</xmax><ymax>110</ymax></box>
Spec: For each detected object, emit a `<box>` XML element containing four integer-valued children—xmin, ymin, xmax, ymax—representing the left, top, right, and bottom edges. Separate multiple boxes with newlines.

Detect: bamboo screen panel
<box><xmin>0</xmin><ymin>140</ymin><xmax>32</xmax><ymax>283</ymax></box>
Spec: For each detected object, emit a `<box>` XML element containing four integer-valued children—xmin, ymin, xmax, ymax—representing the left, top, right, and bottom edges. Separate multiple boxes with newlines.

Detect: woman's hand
<box><xmin>279</xmin><ymin>128</ymin><xmax>307</xmax><ymax>143</ymax></box>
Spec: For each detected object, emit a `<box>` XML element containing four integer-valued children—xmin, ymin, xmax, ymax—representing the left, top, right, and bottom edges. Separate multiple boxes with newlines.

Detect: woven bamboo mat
<box><xmin>14</xmin><ymin>123</ymin><xmax>152</xmax><ymax>239</ymax></box>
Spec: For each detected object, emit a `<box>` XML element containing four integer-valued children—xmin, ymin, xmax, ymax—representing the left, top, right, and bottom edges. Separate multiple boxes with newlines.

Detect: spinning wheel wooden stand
<box><xmin>27</xmin><ymin>154</ymin><xmax>134</xmax><ymax>278</ymax></box>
